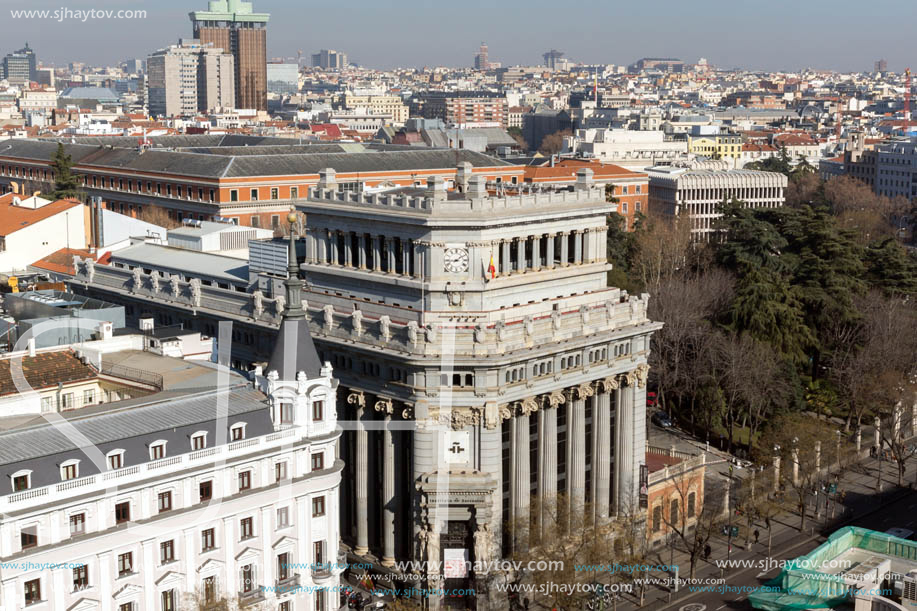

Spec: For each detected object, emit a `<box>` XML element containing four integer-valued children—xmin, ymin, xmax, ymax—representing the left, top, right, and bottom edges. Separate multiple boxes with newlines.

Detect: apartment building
<box><xmin>341</xmin><ymin>94</ymin><xmax>408</xmax><ymax>124</ymax></box>
<box><xmin>410</xmin><ymin>92</ymin><xmax>508</xmax><ymax>127</ymax></box>
<box><xmin>0</xmin><ymin>245</ymin><xmax>342</xmax><ymax>611</ymax></box>
<box><xmin>146</xmin><ymin>40</ymin><xmax>235</xmax><ymax>118</ymax></box>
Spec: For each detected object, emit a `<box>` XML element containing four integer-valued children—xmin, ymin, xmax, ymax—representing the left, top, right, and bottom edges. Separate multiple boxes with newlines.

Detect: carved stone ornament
<box><xmin>131</xmin><ymin>267</ymin><xmax>142</xmax><ymax>289</ymax></box>
<box><xmin>495</xmin><ymin>321</ymin><xmax>507</xmax><ymax>342</ymax></box>
<box><xmin>518</xmin><ymin>397</ymin><xmax>539</xmax><ymax>416</ymax></box>
<box><xmin>149</xmin><ymin>270</ymin><xmax>160</xmax><ymax>293</ymax></box>
<box><xmin>169</xmin><ymin>274</ymin><xmax>180</xmax><ymax>296</ymax></box>
<box><xmin>250</xmin><ymin>290</ymin><xmax>263</xmax><ymax>317</ymax></box>
<box><xmin>406</xmin><ymin>321</ymin><xmax>419</xmax><ymax>345</ymax></box>
<box><xmin>351</xmin><ymin>309</ymin><xmax>363</xmax><ymax>336</ymax></box>
<box><xmin>189</xmin><ymin>278</ymin><xmax>201</xmax><ymax>307</ymax></box>
<box><xmin>402</xmin><ymin>406</ymin><xmax>414</xmax><ymax>420</ymax></box>
<box><xmin>296</xmin><ymin>371</ymin><xmax>308</xmax><ymax>393</ymax></box>
<box><xmin>499</xmin><ymin>404</ymin><xmax>513</xmax><ymax>422</ymax></box>
<box><xmin>599</xmin><ymin>376</ymin><xmax>620</xmax><ymax>393</ymax></box>
<box><xmin>635</xmin><ymin>363</ymin><xmax>650</xmax><ymax>388</ymax></box>
<box><xmin>551</xmin><ymin>310</ymin><xmax>562</xmax><ymax>331</ymax></box>
<box><xmin>347</xmin><ymin>391</ymin><xmax>365</xmax><ymax>408</ymax></box>
<box><xmin>547</xmin><ymin>390</ymin><xmax>566</xmax><ymax>407</ymax></box>
<box><xmin>323</xmin><ymin>305</ymin><xmax>335</xmax><ymax>329</ymax></box>
<box><xmin>425</xmin><ymin>323</ymin><xmax>438</xmax><ymax>344</ymax></box>
<box><xmin>474</xmin><ymin>523</ymin><xmax>495</xmax><ymax>567</ymax></box>
<box><xmin>452</xmin><ymin>409</ymin><xmax>480</xmax><ymax>430</ymax></box>
<box><xmin>300</xmin><ymin>298</ymin><xmax>308</xmax><ymax>312</ymax></box>
<box><xmin>605</xmin><ymin>300</ymin><xmax>616</xmax><ymax>322</ymax></box>
<box><xmin>379</xmin><ymin>315</ymin><xmax>391</xmax><ymax>341</ymax></box>
<box><xmin>474</xmin><ymin>323</ymin><xmax>486</xmax><ymax>344</ymax></box>
<box><xmin>523</xmin><ymin>315</ymin><xmax>534</xmax><ymax>337</ymax></box>
<box><xmin>274</xmin><ymin>295</ymin><xmax>286</xmax><ymax>315</ymax></box>
<box><xmin>575</xmin><ymin>383</ymin><xmax>595</xmax><ymax>400</ymax></box>
<box><xmin>483</xmin><ymin>402</ymin><xmax>500</xmax><ymax>430</ymax></box>
<box><xmin>580</xmin><ymin>305</ymin><xmax>589</xmax><ymax>325</ymax></box>
<box><xmin>624</xmin><ymin>369</ymin><xmax>638</xmax><ymax>387</ymax></box>
<box><xmin>374</xmin><ymin>398</ymin><xmax>394</xmax><ymax>415</ymax></box>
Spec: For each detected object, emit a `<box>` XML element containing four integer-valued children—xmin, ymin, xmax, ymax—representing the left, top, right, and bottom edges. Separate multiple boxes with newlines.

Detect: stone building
<box><xmin>67</xmin><ymin>166</ymin><xmax>661</xmax><ymax>609</ymax></box>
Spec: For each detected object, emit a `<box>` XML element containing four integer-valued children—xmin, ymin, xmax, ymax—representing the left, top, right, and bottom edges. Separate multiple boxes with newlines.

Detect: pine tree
<box><xmin>51</xmin><ymin>143</ymin><xmax>81</xmax><ymax>200</ymax></box>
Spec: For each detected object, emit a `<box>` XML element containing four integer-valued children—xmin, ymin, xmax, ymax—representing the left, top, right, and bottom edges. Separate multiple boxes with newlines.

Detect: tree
<box><xmin>507</xmin><ymin>126</ymin><xmax>527</xmax><ymax>150</ymax></box>
<box><xmin>537</xmin><ymin>129</ymin><xmax>571</xmax><ymax>156</ymax></box>
<box><xmin>140</xmin><ymin>205</ymin><xmax>182</xmax><ymax>229</ymax></box>
<box><xmin>658</xmin><ymin>456</ymin><xmax>720</xmax><ymax>579</ymax></box>
<box><xmin>50</xmin><ymin>143</ymin><xmax>81</xmax><ymax>200</ymax></box>
<box><xmin>863</xmin><ymin>239</ymin><xmax>917</xmax><ymax>297</ymax></box>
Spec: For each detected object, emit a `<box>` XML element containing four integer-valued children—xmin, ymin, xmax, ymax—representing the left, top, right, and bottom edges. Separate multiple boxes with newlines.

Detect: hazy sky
<box><xmin>5</xmin><ymin>0</ymin><xmax>915</xmax><ymax>73</ymax></box>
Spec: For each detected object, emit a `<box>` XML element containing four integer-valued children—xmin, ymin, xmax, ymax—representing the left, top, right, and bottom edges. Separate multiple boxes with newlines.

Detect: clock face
<box><xmin>443</xmin><ymin>248</ymin><xmax>469</xmax><ymax>273</ymax></box>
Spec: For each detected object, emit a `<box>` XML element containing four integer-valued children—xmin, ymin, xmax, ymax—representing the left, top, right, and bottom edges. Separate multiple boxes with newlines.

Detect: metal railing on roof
<box><xmin>99</xmin><ymin>362</ymin><xmax>164</xmax><ymax>390</ymax></box>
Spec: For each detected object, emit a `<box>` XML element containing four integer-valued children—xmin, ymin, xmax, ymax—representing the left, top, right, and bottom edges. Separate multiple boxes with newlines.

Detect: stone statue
<box><xmin>635</xmin><ymin>363</ymin><xmax>650</xmax><ymax>388</ymax></box>
<box><xmin>379</xmin><ymin>315</ymin><xmax>391</xmax><ymax>341</ymax></box>
<box><xmin>523</xmin><ymin>315</ymin><xmax>534</xmax><ymax>337</ymax></box>
<box><xmin>252</xmin><ymin>290</ymin><xmax>264</xmax><ymax>317</ymax></box>
<box><xmin>425</xmin><ymin>324</ymin><xmax>438</xmax><ymax>344</ymax></box>
<box><xmin>406</xmin><ymin>321</ymin><xmax>418</xmax><ymax>345</ymax></box>
<box><xmin>189</xmin><ymin>278</ymin><xmax>201</xmax><ymax>307</ymax></box>
<box><xmin>323</xmin><ymin>305</ymin><xmax>335</xmax><ymax>329</ymax></box>
<box><xmin>495</xmin><ymin>321</ymin><xmax>506</xmax><ymax>342</ymax></box>
<box><xmin>169</xmin><ymin>274</ymin><xmax>180</xmax><ymax>296</ymax></box>
<box><xmin>149</xmin><ymin>270</ymin><xmax>160</xmax><ymax>293</ymax></box>
<box><xmin>274</xmin><ymin>294</ymin><xmax>286</xmax><ymax>315</ymax></box>
<box><xmin>580</xmin><ymin>305</ymin><xmax>589</xmax><ymax>325</ymax></box>
<box><xmin>551</xmin><ymin>310</ymin><xmax>562</xmax><ymax>331</ymax></box>
<box><xmin>474</xmin><ymin>523</ymin><xmax>494</xmax><ymax>567</ymax></box>
<box><xmin>296</xmin><ymin>371</ymin><xmax>307</xmax><ymax>393</ymax></box>
<box><xmin>72</xmin><ymin>254</ymin><xmax>81</xmax><ymax>274</ymax></box>
<box><xmin>474</xmin><ymin>323</ymin><xmax>486</xmax><ymax>344</ymax></box>
<box><xmin>131</xmin><ymin>267</ymin><xmax>142</xmax><ymax>291</ymax></box>
<box><xmin>84</xmin><ymin>257</ymin><xmax>95</xmax><ymax>282</ymax></box>
<box><xmin>300</xmin><ymin>298</ymin><xmax>308</xmax><ymax>312</ymax></box>
<box><xmin>605</xmin><ymin>300</ymin><xmax>616</xmax><ymax>323</ymax></box>
<box><xmin>351</xmin><ymin>309</ymin><xmax>363</xmax><ymax>336</ymax></box>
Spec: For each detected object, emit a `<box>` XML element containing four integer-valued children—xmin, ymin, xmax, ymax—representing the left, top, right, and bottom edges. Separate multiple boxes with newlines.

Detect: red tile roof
<box><xmin>524</xmin><ymin>159</ymin><xmax>646</xmax><ymax>183</ymax></box>
<box><xmin>0</xmin><ymin>350</ymin><xmax>98</xmax><ymax>397</ymax></box>
<box><xmin>0</xmin><ymin>195</ymin><xmax>83</xmax><ymax>237</ymax></box>
<box><xmin>30</xmin><ymin>248</ymin><xmax>95</xmax><ymax>275</ymax></box>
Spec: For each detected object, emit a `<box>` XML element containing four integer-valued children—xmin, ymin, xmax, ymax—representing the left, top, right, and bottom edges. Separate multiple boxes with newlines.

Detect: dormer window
<box><xmin>107</xmin><ymin>450</ymin><xmax>125</xmax><ymax>470</ymax></box>
<box><xmin>192</xmin><ymin>432</ymin><xmax>207</xmax><ymax>451</ymax></box>
<box><xmin>312</xmin><ymin>400</ymin><xmax>324</xmax><ymax>422</ymax></box>
<box><xmin>60</xmin><ymin>460</ymin><xmax>80</xmax><ymax>481</ymax></box>
<box><xmin>150</xmin><ymin>441</ymin><xmax>167</xmax><ymax>461</ymax></box>
<box><xmin>12</xmin><ymin>470</ymin><xmax>32</xmax><ymax>491</ymax></box>
<box><xmin>279</xmin><ymin>403</ymin><xmax>293</xmax><ymax>425</ymax></box>
<box><xmin>231</xmin><ymin>424</ymin><xmax>246</xmax><ymax>441</ymax></box>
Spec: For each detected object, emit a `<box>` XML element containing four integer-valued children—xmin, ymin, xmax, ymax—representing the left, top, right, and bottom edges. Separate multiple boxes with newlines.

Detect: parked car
<box><xmin>651</xmin><ymin>411</ymin><xmax>674</xmax><ymax>428</ymax></box>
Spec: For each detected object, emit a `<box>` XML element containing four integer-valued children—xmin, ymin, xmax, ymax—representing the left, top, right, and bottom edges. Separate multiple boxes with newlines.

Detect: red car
<box><xmin>646</xmin><ymin>392</ymin><xmax>658</xmax><ymax>409</ymax></box>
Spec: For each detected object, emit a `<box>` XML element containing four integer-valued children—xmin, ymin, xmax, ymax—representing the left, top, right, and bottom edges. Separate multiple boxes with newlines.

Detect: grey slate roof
<box><xmin>268</xmin><ymin>318</ymin><xmax>323</xmax><ymax>380</ymax></box>
<box><xmin>110</xmin><ymin>243</ymin><xmax>249</xmax><ymax>283</ymax></box>
<box><xmin>0</xmin><ymin>385</ymin><xmax>267</xmax><ymax>465</ymax></box>
<box><xmin>0</xmin><ymin>140</ymin><xmax>512</xmax><ymax>179</ymax></box>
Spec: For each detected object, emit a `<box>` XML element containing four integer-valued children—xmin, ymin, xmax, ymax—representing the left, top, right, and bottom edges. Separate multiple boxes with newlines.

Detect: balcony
<box><xmin>238</xmin><ymin>588</ymin><xmax>266</xmax><ymax>607</ymax></box>
<box><xmin>311</xmin><ymin>562</ymin><xmax>333</xmax><ymax>581</ymax></box>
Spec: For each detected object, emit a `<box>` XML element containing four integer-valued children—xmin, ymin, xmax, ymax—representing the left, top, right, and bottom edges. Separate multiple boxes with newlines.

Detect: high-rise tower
<box><xmin>189</xmin><ymin>0</ymin><xmax>269</xmax><ymax>111</ymax></box>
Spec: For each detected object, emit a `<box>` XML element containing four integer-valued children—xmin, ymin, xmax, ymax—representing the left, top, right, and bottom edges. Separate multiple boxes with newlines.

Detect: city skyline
<box><xmin>6</xmin><ymin>0</ymin><xmax>916</xmax><ymax>72</ymax></box>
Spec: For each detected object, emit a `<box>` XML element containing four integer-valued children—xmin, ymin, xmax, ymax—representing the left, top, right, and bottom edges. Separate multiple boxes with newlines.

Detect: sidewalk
<box><xmin>607</xmin><ymin>452</ymin><xmax>917</xmax><ymax>611</ymax></box>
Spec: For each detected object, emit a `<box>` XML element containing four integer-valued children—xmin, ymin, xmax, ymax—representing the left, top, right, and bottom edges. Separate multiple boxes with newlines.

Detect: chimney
<box><xmin>575</xmin><ymin>168</ymin><xmax>594</xmax><ymax>191</ymax></box>
<box><xmin>468</xmin><ymin>175</ymin><xmax>487</xmax><ymax>198</ymax></box>
<box><xmin>317</xmin><ymin>168</ymin><xmax>337</xmax><ymax>190</ymax></box>
<box><xmin>455</xmin><ymin>161</ymin><xmax>472</xmax><ymax>192</ymax></box>
<box><xmin>139</xmin><ymin>317</ymin><xmax>154</xmax><ymax>333</ymax></box>
<box><xmin>426</xmin><ymin>175</ymin><xmax>447</xmax><ymax>201</ymax></box>
<box><xmin>27</xmin><ymin>338</ymin><xmax>36</xmax><ymax>357</ymax></box>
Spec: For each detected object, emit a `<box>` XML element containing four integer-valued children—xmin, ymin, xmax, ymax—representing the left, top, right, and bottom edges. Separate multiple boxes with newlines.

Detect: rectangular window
<box><xmin>280</xmin><ymin>402</ymin><xmax>293</xmax><ymax>424</ymax></box>
<box><xmin>270</xmin><ymin>187</ymin><xmax>278</xmax><ymax>200</ymax></box>
<box><xmin>151</xmin><ymin>444</ymin><xmax>166</xmax><ymax>460</ymax></box>
<box><xmin>160</xmin><ymin>540</ymin><xmax>174</xmax><ymax>564</ymax></box>
<box><xmin>158</xmin><ymin>491</ymin><xmax>172</xmax><ymax>513</ymax></box>
<box><xmin>240</xmin><ymin>517</ymin><xmax>254</xmax><ymax>539</ymax></box>
<box><xmin>24</xmin><ymin>578</ymin><xmax>40</xmax><ymax>605</ymax></box>
<box><xmin>73</xmin><ymin>565</ymin><xmax>89</xmax><ymax>590</ymax></box>
<box><xmin>277</xmin><ymin>552</ymin><xmax>290</xmax><ymax>581</ymax></box>
<box><xmin>203</xmin><ymin>576</ymin><xmax>216</xmax><ymax>604</ymax></box>
<box><xmin>192</xmin><ymin>435</ymin><xmax>206</xmax><ymax>450</ymax></box>
<box><xmin>311</xmin><ymin>453</ymin><xmax>324</xmax><ymax>471</ymax></box>
<box><xmin>115</xmin><ymin>501</ymin><xmax>131</xmax><ymax>524</ymax></box>
<box><xmin>275</xmin><ymin>461</ymin><xmax>288</xmax><ymax>482</ymax></box>
<box><xmin>119</xmin><ymin>604</ymin><xmax>133</xmax><ymax>611</ymax></box>
<box><xmin>199</xmin><ymin>480</ymin><xmax>213</xmax><ymax>502</ymax></box>
<box><xmin>40</xmin><ymin>396</ymin><xmax>51</xmax><ymax>411</ymax></box>
<box><xmin>271</xmin><ymin>215</ymin><xmax>280</xmax><ymax>228</ymax></box>
<box><xmin>241</xmin><ymin>564</ymin><xmax>254</xmax><ymax>593</ymax></box>
<box><xmin>62</xmin><ymin>463</ymin><xmax>78</xmax><ymax>480</ymax></box>
<box><xmin>13</xmin><ymin>474</ymin><xmax>29</xmax><ymax>491</ymax></box>
<box><xmin>312</xmin><ymin>496</ymin><xmax>325</xmax><ymax>517</ymax></box>
<box><xmin>251</xmin><ymin>215</ymin><xmax>260</xmax><ymax>227</ymax></box>
<box><xmin>83</xmin><ymin>389</ymin><xmax>95</xmax><ymax>405</ymax></box>
<box><xmin>290</xmin><ymin>187</ymin><xmax>298</xmax><ymax>199</ymax></box>
<box><xmin>239</xmin><ymin>471</ymin><xmax>251</xmax><ymax>491</ymax></box>
<box><xmin>201</xmin><ymin>528</ymin><xmax>215</xmax><ymax>551</ymax></box>
<box><xmin>621</xmin><ymin>202</ymin><xmax>628</xmax><ymax>214</ymax></box>
<box><xmin>209</xmin><ymin>189</ymin><xmax>215</xmax><ymax>202</ymax></box>
<box><xmin>61</xmin><ymin>392</ymin><xmax>73</xmax><ymax>408</ymax></box>
<box><xmin>231</xmin><ymin>426</ymin><xmax>244</xmax><ymax>441</ymax></box>
<box><xmin>161</xmin><ymin>589</ymin><xmax>175</xmax><ymax>611</ymax></box>
<box><xmin>277</xmin><ymin>507</ymin><xmax>289</xmax><ymax>529</ymax></box>
<box><xmin>21</xmin><ymin>527</ymin><xmax>37</xmax><ymax>549</ymax></box>
<box><xmin>313</xmin><ymin>540</ymin><xmax>325</xmax><ymax>565</ymax></box>
<box><xmin>652</xmin><ymin>505</ymin><xmax>662</xmax><ymax>532</ymax></box>
<box><xmin>118</xmin><ymin>551</ymin><xmax>133</xmax><ymax>576</ymax></box>
<box><xmin>250</xmin><ymin>188</ymin><xmax>258</xmax><ymax>201</ymax></box>
<box><xmin>313</xmin><ymin>400</ymin><xmax>324</xmax><ymax>421</ymax></box>
<box><xmin>70</xmin><ymin>513</ymin><xmax>86</xmax><ymax>536</ymax></box>
<box><xmin>230</xmin><ymin>190</ymin><xmax>238</xmax><ymax>202</ymax></box>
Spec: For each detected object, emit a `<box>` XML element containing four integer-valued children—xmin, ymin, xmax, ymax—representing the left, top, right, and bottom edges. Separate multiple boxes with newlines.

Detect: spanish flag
<box><xmin>487</xmin><ymin>253</ymin><xmax>496</xmax><ymax>279</ymax></box>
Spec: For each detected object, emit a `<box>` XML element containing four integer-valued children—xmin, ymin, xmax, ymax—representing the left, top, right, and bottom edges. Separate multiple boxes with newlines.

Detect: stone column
<box><xmin>357</xmin><ymin>233</ymin><xmax>367</xmax><ymax>269</ymax></box>
<box><xmin>516</xmin><ymin>237</ymin><xmax>525</xmax><ymax>273</ymax></box>
<box><xmin>539</xmin><ymin>392</ymin><xmax>562</xmax><ymax>536</ymax></box>
<box><xmin>372</xmin><ymin>235</ymin><xmax>382</xmax><ymax>271</ymax></box>
<box><xmin>874</xmin><ymin>416</ymin><xmax>881</xmax><ymax>453</ymax></box>
<box><xmin>574</xmin><ymin>230</ymin><xmax>583</xmax><ymax>264</ymax></box>
<box><xmin>376</xmin><ymin>398</ymin><xmax>396</xmax><ymax>566</ymax></box>
<box><xmin>595</xmin><ymin>378</ymin><xmax>617</xmax><ymax>522</ymax></box>
<box><xmin>513</xmin><ymin>407</ymin><xmax>531</xmax><ymax>550</ymax></box>
<box><xmin>330</xmin><ymin>230</ymin><xmax>339</xmax><ymax>265</ymax></box>
<box><xmin>349</xmin><ymin>391</ymin><xmax>369</xmax><ymax>555</ymax></box>
<box><xmin>413</xmin><ymin>242</ymin><xmax>424</xmax><ymax>280</ymax></box>
<box><xmin>614</xmin><ymin>376</ymin><xmax>635</xmax><ymax>514</ymax></box>
<box><xmin>560</xmin><ymin>232</ymin><xmax>569</xmax><ymax>266</ymax></box>
<box><xmin>570</xmin><ymin>384</ymin><xmax>591</xmax><ymax>517</ymax></box>
<box><xmin>546</xmin><ymin>233</ymin><xmax>556</xmax><ymax>269</ymax></box>
<box><xmin>344</xmin><ymin>231</ymin><xmax>353</xmax><ymax>267</ymax></box>
<box><xmin>386</xmin><ymin>237</ymin><xmax>396</xmax><ymax>273</ymax></box>
<box><xmin>403</xmin><ymin>239</ymin><xmax>413</xmax><ymax>276</ymax></box>
<box><xmin>532</xmin><ymin>235</ymin><xmax>541</xmax><ymax>271</ymax></box>
<box><xmin>304</xmin><ymin>228</ymin><xmax>315</xmax><ymax>264</ymax></box>
<box><xmin>501</xmin><ymin>239</ymin><xmax>511</xmax><ymax>275</ymax></box>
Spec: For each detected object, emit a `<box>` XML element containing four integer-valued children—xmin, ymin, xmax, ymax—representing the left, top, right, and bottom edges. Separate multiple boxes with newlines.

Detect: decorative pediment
<box><xmin>235</xmin><ymin>546</ymin><xmax>261</xmax><ymax>562</ymax></box>
<box><xmin>197</xmin><ymin>557</ymin><xmax>224</xmax><ymax>576</ymax></box>
<box><xmin>272</xmin><ymin>535</ymin><xmax>297</xmax><ymax>550</ymax></box>
<box><xmin>67</xmin><ymin>598</ymin><xmax>100</xmax><ymax>611</ymax></box>
<box><xmin>112</xmin><ymin>583</ymin><xmax>143</xmax><ymax>601</ymax></box>
<box><xmin>154</xmin><ymin>570</ymin><xmax>185</xmax><ymax>587</ymax></box>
